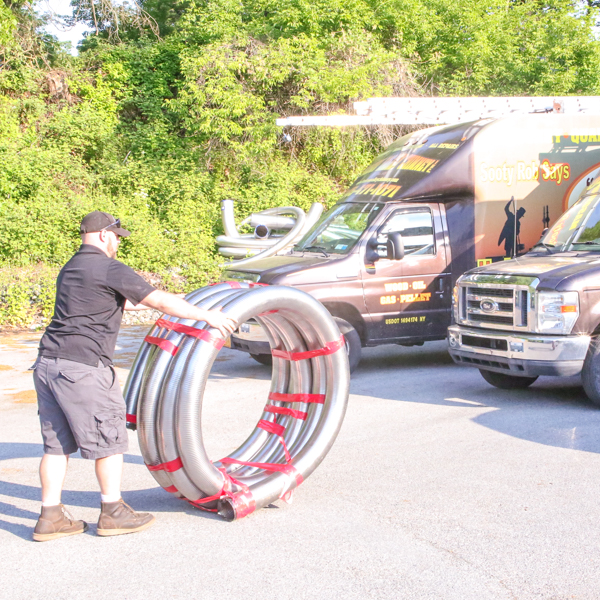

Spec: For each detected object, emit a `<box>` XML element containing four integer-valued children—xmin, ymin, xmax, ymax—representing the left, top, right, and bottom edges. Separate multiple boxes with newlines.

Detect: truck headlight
<box><xmin>535</xmin><ymin>291</ymin><xmax>579</xmax><ymax>334</ymax></box>
<box><xmin>452</xmin><ymin>284</ymin><xmax>459</xmax><ymax>322</ymax></box>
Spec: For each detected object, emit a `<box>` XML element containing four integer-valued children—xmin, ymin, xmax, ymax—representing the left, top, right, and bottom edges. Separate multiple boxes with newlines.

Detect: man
<box><xmin>498</xmin><ymin>199</ymin><xmax>526</xmax><ymax>258</ymax></box>
<box><xmin>32</xmin><ymin>211</ymin><xmax>237</xmax><ymax>542</ymax></box>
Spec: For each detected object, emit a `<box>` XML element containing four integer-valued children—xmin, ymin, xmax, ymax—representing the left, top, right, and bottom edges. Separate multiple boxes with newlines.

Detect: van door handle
<box><xmin>435</xmin><ymin>278</ymin><xmax>446</xmax><ymax>296</ymax></box>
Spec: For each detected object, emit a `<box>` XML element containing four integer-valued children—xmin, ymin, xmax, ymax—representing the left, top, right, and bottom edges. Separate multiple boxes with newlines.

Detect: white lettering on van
<box><xmin>479</xmin><ymin>162</ymin><xmax>515</xmax><ymax>186</ymax></box>
<box><xmin>517</xmin><ymin>161</ymin><xmax>539</xmax><ymax>182</ymax></box>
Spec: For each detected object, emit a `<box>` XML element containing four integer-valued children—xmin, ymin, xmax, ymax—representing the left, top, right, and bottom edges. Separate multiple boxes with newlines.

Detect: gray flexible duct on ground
<box><xmin>123</xmin><ymin>282</ymin><xmax>350</xmax><ymax>520</ymax></box>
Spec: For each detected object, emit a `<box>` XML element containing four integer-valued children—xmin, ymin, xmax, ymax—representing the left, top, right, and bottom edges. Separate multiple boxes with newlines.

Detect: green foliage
<box><xmin>0</xmin><ymin>4</ymin><xmax>17</xmax><ymax>49</ymax></box>
<box><xmin>1</xmin><ymin>0</ymin><xmax>600</xmax><ymax>325</ymax></box>
<box><xmin>368</xmin><ymin>0</ymin><xmax>600</xmax><ymax>95</ymax></box>
<box><xmin>0</xmin><ymin>265</ymin><xmax>58</xmax><ymax>328</ymax></box>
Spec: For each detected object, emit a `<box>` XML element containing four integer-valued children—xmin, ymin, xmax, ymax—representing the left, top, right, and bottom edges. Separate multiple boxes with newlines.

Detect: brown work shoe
<box><xmin>33</xmin><ymin>504</ymin><xmax>88</xmax><ymax>542</ymax></box>
<box><xmin>96</xmin><ymin>499</ymin><xmax>155</xmax><ymax>537</ymax></box>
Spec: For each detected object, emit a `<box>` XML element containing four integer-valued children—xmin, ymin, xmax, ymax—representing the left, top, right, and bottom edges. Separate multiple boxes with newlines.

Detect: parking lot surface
<box><xmin>1</xmin><ymin>327</ymin><xmax>599</xmax><ymax>600</ymax></box>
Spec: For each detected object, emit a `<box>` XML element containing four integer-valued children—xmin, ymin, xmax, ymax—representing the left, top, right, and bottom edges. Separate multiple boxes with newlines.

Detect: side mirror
<box><xmin>387</xmin><ymin>232</ymin><xmax>405</xmax><ymax>260</ymax></box>
<box><xmin>365</xmin><ymin>235</ymin><xmax>380</xmax><ymax>263</ymax></box>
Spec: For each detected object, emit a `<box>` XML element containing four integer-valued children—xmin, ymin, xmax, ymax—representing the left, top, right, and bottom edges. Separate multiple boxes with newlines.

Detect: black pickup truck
<box><xmin>449</xmin><ymin>180</ymin><xmax>600</xmax><ymax>405</ymax></box>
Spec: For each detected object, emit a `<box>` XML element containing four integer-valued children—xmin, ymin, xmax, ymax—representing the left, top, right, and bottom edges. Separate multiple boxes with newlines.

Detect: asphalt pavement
<box><xmin>1</xmin><ymin>327</ymin><xmax>599</xmax><ymax>600</ymax></box>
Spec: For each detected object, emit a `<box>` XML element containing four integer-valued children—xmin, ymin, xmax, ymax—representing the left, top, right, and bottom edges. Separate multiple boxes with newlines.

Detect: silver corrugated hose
<box><xmin>217</xmin><ymin>200</ymin><xmax>324</xmax><ymax>266</ymax></box>
<box><xmin>299</xmin><ymin>201</ymin><xmax>324</xmax><ymax>236</ymax></box>
<box><xmin>219</xmin><ymin>208</ymin><xmax>305</xmax><ymax>268</ymax></box>
<box><xmin>124</xmin><ymin>286</ymin><xmax>225</xmax><ymax>427</ymax></box>
<box><xmin>125</xmin><ymin>282</ymin><xmax>350</xmax><ymax>520</ymax></box>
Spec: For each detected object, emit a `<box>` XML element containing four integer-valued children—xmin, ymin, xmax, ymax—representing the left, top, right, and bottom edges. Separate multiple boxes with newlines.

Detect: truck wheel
<box><xmin>479</xmin><ymin>369</ymin><xmax>538</xmax><ymax>389</ymax></box>
<box><xmin>250</xmin><ymin>353</ymin><xmax>273</xmax><ymax>367</ymax></box>
<box><xmin>581</xmin><ymin>335</ymin><xmax>600</xmax><ymax>406</ymax></box>
<box><xmin>333</xmin><ymin>317</ymin><xmax>361</xmax><ymax>373</ymax></box>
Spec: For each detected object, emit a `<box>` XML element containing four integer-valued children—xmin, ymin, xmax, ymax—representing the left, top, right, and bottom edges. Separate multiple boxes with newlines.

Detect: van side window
<box><xmin>377</xmin><ymin>209</ymin><xmax>435</xmax><ymax>256</ymax></box>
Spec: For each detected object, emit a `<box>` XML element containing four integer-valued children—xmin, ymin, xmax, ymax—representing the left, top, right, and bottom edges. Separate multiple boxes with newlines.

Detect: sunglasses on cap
<box><xmin>102</xmin><ymin>219</ymin><xmax>121</xmax><ymax>231</ymax></box>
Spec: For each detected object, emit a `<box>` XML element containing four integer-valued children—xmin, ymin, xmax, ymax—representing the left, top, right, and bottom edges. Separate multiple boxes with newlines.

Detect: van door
<box><xmin>361</xmin><ymin>203</ymin><xmax>451</xmax><ymax>341</ymax></box>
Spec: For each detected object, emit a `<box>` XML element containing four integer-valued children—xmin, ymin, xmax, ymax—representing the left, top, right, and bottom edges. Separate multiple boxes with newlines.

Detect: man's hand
<box><xmin>139</xmin><ymin>290</ymin><xmax>238</xmax><ymax>337</ymax></box>
<box><xmin>202</xmin><ymin>307</ymin><xmax>237</xmax><ymax>336</ymax></box>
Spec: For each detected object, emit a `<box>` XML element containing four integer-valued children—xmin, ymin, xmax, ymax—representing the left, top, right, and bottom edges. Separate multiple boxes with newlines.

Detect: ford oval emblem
<box><xmin>480</xmin><ymin>298</ymin><xmax>499</xmax><ymax>313</ymax></box>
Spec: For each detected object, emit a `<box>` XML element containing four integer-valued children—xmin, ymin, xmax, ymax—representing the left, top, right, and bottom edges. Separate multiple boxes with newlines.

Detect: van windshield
<box><xmin>536</xmin><ymin>194</ymin><xmax>600</xmax><ymax>252</ymax></box>
<box><xmin>294</xmin><ymin>202</ymin><xmax>384</xmax><ymax>255</ymax></box>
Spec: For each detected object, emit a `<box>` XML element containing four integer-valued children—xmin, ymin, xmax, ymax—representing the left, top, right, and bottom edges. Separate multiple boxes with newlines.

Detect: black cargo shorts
<box><xmin>33</xmin><ymin>356</ymin><xmax>128</xmax><ymax>459</ymax></box>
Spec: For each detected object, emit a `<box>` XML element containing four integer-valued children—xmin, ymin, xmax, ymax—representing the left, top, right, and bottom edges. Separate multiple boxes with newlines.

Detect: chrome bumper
<box><xmin>447</xmin><ymin>325</ymin><xmax>590</xmax><ymax>377</ymax></box>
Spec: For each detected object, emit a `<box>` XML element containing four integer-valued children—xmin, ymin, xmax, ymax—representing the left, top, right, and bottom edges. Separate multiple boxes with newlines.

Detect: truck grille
<box><xmin>458</xmin><ymin>281</ymin><xmax>531</xmax><ymax>331</ymax></box>
<box><xmin>467</xmin><ymin>287</ymin><xmax>513</xmax><ymax>298</ymax></box>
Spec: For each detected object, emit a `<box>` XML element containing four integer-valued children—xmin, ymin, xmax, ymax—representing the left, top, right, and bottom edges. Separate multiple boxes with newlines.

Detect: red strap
<box><xmin>258</xmin><ymin>419</ymin><xmax>292</xmax><ymax>461</ymax></box>
<box><xmin>186</xmin><ymin>499</ymin><xmax>218</xmax><ymax>513</ymax></box>
<box><xmin>163</xmin><ymin>485</ymin><xmax>178</xmax><ymax>493</ymax></box>
<box><xmin>155</xmin><ymin>319</ymin><xmax>224</xmax><ymax>349</ymax></box>
<box><xmin>258</xmin><ymin>419</ymin><xmax>285</xmax><ymax>437</ymax></box>
<box><xmin>126</xmin><ymin>413</ymin><xmax>137</xmax><ymax>424</ymax></box>
<box><xmin>211</xmin><ymin>281</ymin><xmax>242</xmax><ymax>288</ymax></box>
<box><xmin>186</xmin><ymin>468</ymin><xmax>234</xmax><ymax>511</ymax></box>
<box><xmin>188</xmin><ymin>467</ymin><xmax>256</xmax><ymax>518</ymax></box>
<box><xmin>220</xmin><ymin>457</ymin><xmax>303</xmax><ymax>486</ymax></box>
<box><xmin>210</xmin><ymin>281</ymin><xmax>266</xmax><ymax>289</ymax></box>
<box><xmin>228</xmin><ymin>489</ymin><xmax>256</xmax><ymax>519</ymax></box>
<box><xmin>268</xmin><ymin>392</ymin><xmax>326</xmax><ymax>404</ymax></box>
<box><xmin>188</xmin><ymin>490</ymin><xmax>223</xmax><ymax>506</ymax></box>
<box><xmin>271</xmin><ymin>336</ymin><xmax>345</xmax><ymax>361</ymax></box>
<box><xmin>145</xmin><ymin>335</ymin><xmax>178</xmax><ymax>356</ymax></box>
<box><xmin>147</xmin><ymin>457</ymin><xmax>183</xmax><ymax>473</ymax></box>
<box><xmin>265</xmin><ymin>405</ymin><xmax>307</xmax><ymax>420</ymax></box>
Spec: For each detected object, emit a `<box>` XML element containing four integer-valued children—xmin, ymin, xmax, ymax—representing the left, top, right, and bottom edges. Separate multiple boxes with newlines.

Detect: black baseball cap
<box><xmin>80</xmin><ymin>211</ymin><xmax>131</xmax><ymax>237</ymax></box>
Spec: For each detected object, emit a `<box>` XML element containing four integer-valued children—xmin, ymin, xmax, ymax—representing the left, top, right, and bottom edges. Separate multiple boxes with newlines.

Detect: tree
<box><xmin>66</xmin><ymin>0</ymin><xmax>159</xmax><ymax>43</ymax></box>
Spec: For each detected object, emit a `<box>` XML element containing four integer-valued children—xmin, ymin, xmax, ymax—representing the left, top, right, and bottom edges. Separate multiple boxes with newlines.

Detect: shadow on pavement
<box><xmin>352</xmin><ymin>342</ymin><xmax>600</xmax><ymax>455</ymax></box>
<box><xmin>0</xmin><ymin>443</ymin><xmax>222</xmax><ymax>540</ymax></box>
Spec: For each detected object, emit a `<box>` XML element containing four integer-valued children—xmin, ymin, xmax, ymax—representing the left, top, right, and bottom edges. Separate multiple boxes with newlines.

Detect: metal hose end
<box><xmin>217</xmin><ymin>498</ymin><xmax>236</xmax><ymax>522</ymax></box>
<box><xmin>254</xmin><ymin>224</ymin><xmax>270</xmax><ymax>239</ymax></box>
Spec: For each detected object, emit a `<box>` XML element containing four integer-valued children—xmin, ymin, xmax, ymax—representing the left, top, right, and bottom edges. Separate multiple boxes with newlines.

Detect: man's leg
<box><xmin>96</xmin><ymin>452</ymin><xmax>155</xmax><ymax>537</ymax></box>
<box><xmin>33</xmin><ymin>358</ymin><xmax>88</xmax><ymax>542</ymax></box>
<box><xmin>52</xmin><ymin>360</ymin><xmax>154</xmax><ymax>537</ymax></box>
<box><xmin>40</xmin><ymin>454</ymin><xmax>69</xmax><ymax>505</ymax></box>
<box><xmin>95</xmin><ymin>453</ymin><xmax>123</xmax><ymax>502</ymax></box>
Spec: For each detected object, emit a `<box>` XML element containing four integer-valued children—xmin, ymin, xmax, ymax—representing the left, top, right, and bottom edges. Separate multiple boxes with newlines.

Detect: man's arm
<box><xmin>125</xmin><ymin>300</ymin><xmax>152</xmax><ymax>311</ymax></box>
<box><xmin>125</xmin><ymin>293</ymin><xmax>185</xmax><ymax>311</ymax></box>
<box><xmin>132</xmin><ymin>290</ymin><xmax>237</xmax><ymax>336</ymax></box>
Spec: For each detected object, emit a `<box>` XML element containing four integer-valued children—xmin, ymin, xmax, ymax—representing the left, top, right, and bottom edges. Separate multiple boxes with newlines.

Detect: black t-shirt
<box><xmin>39</xmin><ymin>245</ymin><xmax>156</xmax><ymax>367</ymax></box>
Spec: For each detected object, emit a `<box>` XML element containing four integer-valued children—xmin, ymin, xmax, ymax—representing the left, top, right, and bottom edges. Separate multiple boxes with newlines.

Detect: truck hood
<box><xmin>223</xmin><ymin>253</ymin><xmax>340</xmax><ymax>285</ymax></box>
<box><xmin>470</xmin><ymin>253</ymin><xmax>600</xmax><ymax>291</ymax></box>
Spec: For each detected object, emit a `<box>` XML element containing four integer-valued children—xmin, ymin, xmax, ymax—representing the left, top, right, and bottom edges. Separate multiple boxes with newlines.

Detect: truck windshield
<box><xmin>537</xmin><ymin>194</ymin><xmax>600</xmax><ymax>252</ymax></box>
<box><xmin>294</xmin><ymin>202</ymin><xmax>384</xmax><ymax>255</ymax></box>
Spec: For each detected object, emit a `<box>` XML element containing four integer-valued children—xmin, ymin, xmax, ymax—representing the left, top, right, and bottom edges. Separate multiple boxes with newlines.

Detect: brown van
<box><xmin>223</xmin><ymin>115</ymin><xmax>600</xmax><ymax>369</ymax></box>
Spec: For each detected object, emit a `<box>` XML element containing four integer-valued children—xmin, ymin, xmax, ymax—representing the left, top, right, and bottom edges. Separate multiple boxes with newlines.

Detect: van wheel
<box><xmin>333</xmin><ymin>317</ymin><xmax>361</xmax><ymax>373</ymax></box>
<box><xmin>479</xmin><ymin>369</ymin><xmax>538</xmax><ymax>389</ymax></box>
<box><xmin>250</xmin><ymin>353</ymin><xmax>272</xmax><ymax>367</ymax></box>
<box><xmin>581</xmin><ymin>335</ymin><xmax>600</xmax><ymax>406</ymax></box>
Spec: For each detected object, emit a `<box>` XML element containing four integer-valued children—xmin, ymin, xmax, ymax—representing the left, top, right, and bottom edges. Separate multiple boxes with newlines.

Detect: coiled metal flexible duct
<box><xmin>123</xmin><ymin>282</ymin><xmax>350</xmax><ymax>520</ymax></box>
<box><xmin>217</xmin><ymin>200</ymin><xmax>324</xmax><ymax>266</ymax></box>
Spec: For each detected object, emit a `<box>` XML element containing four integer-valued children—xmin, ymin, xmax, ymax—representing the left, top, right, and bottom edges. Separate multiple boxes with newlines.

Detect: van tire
<box><xmin>581</xmin><ymin>335</ymin><xmax>600</xmax><ymax>406</ymax></box>
<box><xmin>333</xmin><ymin>317</ymin><xmax>361</xmax><ymax>373</ymax></box>
<box><xmin>250</xmin><ymin>353</ymin><xmax>272</xmax><ymax>367</ymax></box>
<box><xmin>479</xmin><ymin>369</ymin><xmax>538</xmax><ymax>389</ymax></box>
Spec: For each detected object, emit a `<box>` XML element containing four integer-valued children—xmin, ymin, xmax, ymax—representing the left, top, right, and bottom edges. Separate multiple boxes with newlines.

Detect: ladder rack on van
<box><xmin>276</xmin><ymin>96</ymin><xmax>600</xmax><ymax>127</ymax></box>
